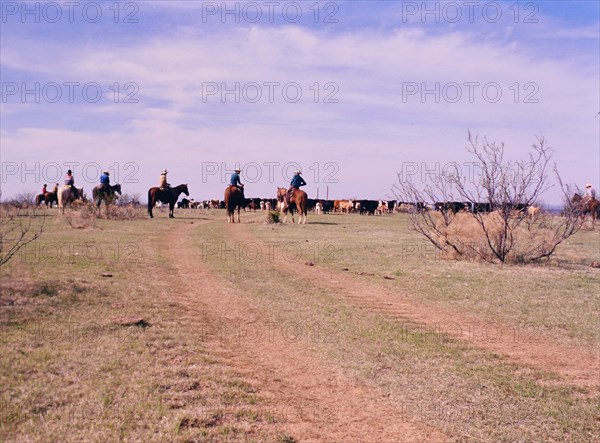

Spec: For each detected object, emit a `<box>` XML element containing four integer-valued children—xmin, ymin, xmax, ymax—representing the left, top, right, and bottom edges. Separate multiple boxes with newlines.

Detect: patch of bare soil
<box><xmin>164</xmin><ymin>223</ymin><xmax>449</xmax><ymax>442</ymax></box>
<box><xmin>231</xmin><ymin>221</ymin><xmax>599</xmax><ymax>391</ymax></box>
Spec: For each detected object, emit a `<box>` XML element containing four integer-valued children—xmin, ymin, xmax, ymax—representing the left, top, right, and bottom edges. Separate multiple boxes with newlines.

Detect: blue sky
<box><xmin>1</xmin><ymin>1</ymin><xmax>599</xmax><ymax>204</ymax></box>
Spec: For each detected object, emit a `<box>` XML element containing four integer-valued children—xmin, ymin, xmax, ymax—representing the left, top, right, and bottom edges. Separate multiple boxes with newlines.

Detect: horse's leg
<box><xmin>237</xmin><ymin>206</ymin><xmax>240</xmax><ymax>223</ymax></box>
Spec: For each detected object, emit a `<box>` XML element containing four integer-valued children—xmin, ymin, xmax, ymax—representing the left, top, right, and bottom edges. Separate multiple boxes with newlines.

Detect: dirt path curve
<box><xmin>230</xmin><ymin>219</ymin><xmax>599</xmax><ymax>390</ymax></box>
<box><xmin>164</xmin><ymin>221</ymin><xmax>450</xmax><ymax>442</ymax></box>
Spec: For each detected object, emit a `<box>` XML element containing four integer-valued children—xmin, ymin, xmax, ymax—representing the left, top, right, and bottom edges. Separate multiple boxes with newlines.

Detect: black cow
<box><xmin>434</xmin><ymin>201</ymin><xmax>468</xmax><ymax>214</ymax></box>
<box><xmin>472</xmin><ymin>202</ymin><xmax>493</xmax><ymax>213</ymax></box>
<box><xmin>177</xmin><ymin>198</ymin><xmax>190</xmax><ymax>209</ymax></box>
<box><xmin>358</xmin><ymin>200</ymin><xmax>378</xmax><ymax>215</ymax></box>
<box><xmin>321</xmin><ymin>200</ymin><xmax>334</xmax><ymax>214</ymax></box>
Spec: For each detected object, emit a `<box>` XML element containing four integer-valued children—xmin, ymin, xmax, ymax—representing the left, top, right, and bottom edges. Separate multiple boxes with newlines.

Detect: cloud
<box><xmin>1</xmin><ymin>4</ymin><xmax>598</xmax><ymax>202</ymax></box>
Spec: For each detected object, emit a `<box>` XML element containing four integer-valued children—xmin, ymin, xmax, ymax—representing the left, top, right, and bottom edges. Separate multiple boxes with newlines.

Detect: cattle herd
<box><xmin>174</xmin><ymin>197</ymin><xmax>534</xmax><ymax>216</ymax></box>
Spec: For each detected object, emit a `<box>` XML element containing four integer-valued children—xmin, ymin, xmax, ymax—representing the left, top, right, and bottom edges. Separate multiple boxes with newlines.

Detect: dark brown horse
<box><xmin>277</xmin><ymin>187</ymin><xmax>307</xmax><ymax>224</ymax></box>
<box><xmin>224</xmin><ymin>185</ymin><xmax>244</xmax><ymax>223</ymax></box>
<box><xmin>93</xmin><ymin>184</ymin><xmax>122</xmax><ymax>212</ymax></box>
<box><xmin>148</xmin><ymin>184</ymin><xmax>189</xmax><ymax>218</ymax></box>
<box><xmin>572</xmin><ymin>193</ymin><xmax>599</xmax><ymax>226</ymax></box>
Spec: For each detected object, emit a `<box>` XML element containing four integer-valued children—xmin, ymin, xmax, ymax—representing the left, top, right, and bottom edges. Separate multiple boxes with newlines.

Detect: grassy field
<box><xmin>1</xmin><ymin>207</ymin><xmax>598</xmax><ymax>442</ymax></box>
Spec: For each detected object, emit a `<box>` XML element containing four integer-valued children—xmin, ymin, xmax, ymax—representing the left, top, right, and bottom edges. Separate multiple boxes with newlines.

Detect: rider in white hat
<box><xmin>584</xmin><ymin>183</ymin><xmax>596</xmax><ymax>201</ymax></box>
<box><xmin>159</xmin><ymin>170</ymin><xmax>169</xmax><ymax>190</ymax></box>
<box><xmin>285</xmin><ymin>169</ymin><xmax>307</xmax><ymax>208</ymax></box>
<box><xmin>230</xmin><ymin>167</ymin><xmax>244</xmax><ymax>196</ymax></box>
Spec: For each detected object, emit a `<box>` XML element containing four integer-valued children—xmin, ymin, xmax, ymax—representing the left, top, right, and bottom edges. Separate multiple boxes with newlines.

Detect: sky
<box><xmin>1</xmin><ymin>0</ymin><xmax>599</xmax><ymax>204</ymax></box>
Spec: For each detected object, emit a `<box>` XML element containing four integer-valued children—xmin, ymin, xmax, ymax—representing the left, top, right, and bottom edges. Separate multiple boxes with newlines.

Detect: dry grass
<box><xmin>199</xmin><ymin>216</ymin><xmax>599</xmax><ymax>442</ymax></box>
<box><xmin>0</xmin><ymin>213</ymin><xmax>288</xmax><ymax>442</ymax></box>
<box><xmin>2</xmin><ymin>209</ymin><xmax>598</xmax><ymax>442</ymax></box>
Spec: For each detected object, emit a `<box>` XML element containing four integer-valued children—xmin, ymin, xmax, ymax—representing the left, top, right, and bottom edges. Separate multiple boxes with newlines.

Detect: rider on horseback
<box><xmin>230</xmin><ymin>168</ymin><xmax>244</xmax><ymax>197</ymax></box>
<box><xmin>285</xmin><ymin>170</ymin><xmax>306</xmax><ymax>209</ymax></box>
<box><xmin>42</xmin><ymin>184</ymin><xmax>47</xmax><ymax>195</ymax></box>
<box><xmin>64</xmin><ymin>169</ymin><xmax>78</xmax><ymax>199</ymax></box>
<box><xmin>159</xmin><ymin>170</ymin><xmax>169</xmax><ymax>191</ymax></box>
<box><xmin>99</xmin><ymin>171</ymin><xmax>110</xmax><ymax>191</ymax></box>
<box><xmin>584</xmin><ymin>183</ymin><xmax>596</xmax><ymax>202</ymax></box>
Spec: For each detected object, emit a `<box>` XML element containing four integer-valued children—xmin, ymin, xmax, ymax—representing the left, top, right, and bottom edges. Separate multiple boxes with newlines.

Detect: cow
<box><xmin>340</xmin><ymin>200</ymin><xmax>353</xmax><ymax>213</ymax></box>
<box><xmin>315</xmin><ymin>202</ymin><xmax>323</xmax><ymax>214</ymax></box>
<box><xmin>528</xmin><ymin>205</ymin><xmax>540</xmax><ymax>221</ymax></box>
<box><xmin>472</xmin><ymin>202</ymin><xmax>493</xmax><ymax>213</ymax></box>
<box><xmin>376</xmin><ymin>201</ymin><xmax>388</xmax><ymax>214</ymax></box>
<box><xmin>358</xmin><ymin>200</ymin><xmax>378</xmax><ymax>215</ymax></box>
<box><xmin>434</xmin><ymin>202</ymin><xmax>468</xmax><ymax>214</ymax></box>
<box><xmin>321</xmin><ymin>200</ymin><xmax>334</xmax><ymax>214</ymax></box>
<box><xmin>265</xmin><ymin>201</ymin><xmax>272</xmax><ymax>211</ymax></box>
<box><xmin>177</xmin><ymin>198</ymin><xmax>190</xmax><ymax>209</ymax></box>
<box><xmin>260</xmin><ymin>201</ymin><xmax>265</xmax><ymax>211</ymax></box>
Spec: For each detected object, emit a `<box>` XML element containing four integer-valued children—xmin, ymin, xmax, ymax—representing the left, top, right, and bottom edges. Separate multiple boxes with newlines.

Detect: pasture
<box><xmin>1</xmin><ymin>208</ymin><xmax>598</xmax><ymax>442</ymax></box>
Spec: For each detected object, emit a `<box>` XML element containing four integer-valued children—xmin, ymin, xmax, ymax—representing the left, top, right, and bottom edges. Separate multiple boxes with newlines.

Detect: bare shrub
<box><xmin>64</xmin><ymin>202</ymin><xmax>97</xmax><ymax>229</ymax></box>
<box><xmin>267</xmin><ymin>211</ymin><xmax>281</xmax><ymax>224</ymax></box>
<box><xmin>392</xmin><ymin>133</ymin><xmax>583</xmax><ymax>264</ymax></box>
<box><xmin>0</xmin><ymin>196</ymin><xmax>45</xmax><ymax>267</ymax></box>
<box><xmin>105</xmin><ymin>204</ymin><xmax>145</xmax><ymax>220</ymax></box>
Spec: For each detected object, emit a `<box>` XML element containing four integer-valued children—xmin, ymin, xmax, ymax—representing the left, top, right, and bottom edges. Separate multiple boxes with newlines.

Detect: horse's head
<box><xmin>572</xmin><ymin>193</ymin><xmax>582</xmax><ymax>203</ymax></box>
<box><xmin>276</xmin><ymin>187</ymin><xmax>286</xmax><ymax>201</ymax></box>
<box><xmin>183</xmin><ymin>184</ymin><xmax>189</xmax><ymax>196</ymax></box>
<box><xmin>114</xmin><ymin>184</ymin><xmax>122</xmax><ymax>195</ymax></box>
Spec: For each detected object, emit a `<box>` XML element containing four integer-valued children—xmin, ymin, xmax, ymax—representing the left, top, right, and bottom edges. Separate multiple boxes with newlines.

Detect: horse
<box><xmin>276</xmin><ymin>187</ymin><xmax>307</xmax><ymax>224</ymax></box>
<box><xmin>43</xmin><ymin>191</ymin><xmax>58</xmax><ymax>208</ymax></box>
<box><xmin>572</xmin><ymin>193</ymin><xmax>599</xmax><ymax>226</ymax></box>
<box><xmin>35</xmin><ymin>193</ymin><xmax>45</xmax><ymax>206</ymax></box>
<box><xmin>147</xmin><ymin>184</ymin><xmax>189</xmax><ymax>218</ymax></box>
<box><xmin>224</xmin><ymin>185</ymin><xmax>245</xmax><ymax>223</ymax></box>
<box><xmin>93</xmin><ymin>183</ymin><xmax>122</xmax><ymax>212</ymax></box>
<box><xmin>57</xmin><ymin>186</ymin><xmax>84</xmax><ymax>214</ymax></box>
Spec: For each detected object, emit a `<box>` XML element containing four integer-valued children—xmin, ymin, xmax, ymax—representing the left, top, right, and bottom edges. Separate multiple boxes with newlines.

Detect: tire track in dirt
<box><xmin>164</xmin><ymin>221</ymin><xmax>450</xmax><ymax>442</ymax></box>
<box><xmin>231</xmin><ymin>219</ymin><xmax>599</xmax><ymax>391</ymax></box>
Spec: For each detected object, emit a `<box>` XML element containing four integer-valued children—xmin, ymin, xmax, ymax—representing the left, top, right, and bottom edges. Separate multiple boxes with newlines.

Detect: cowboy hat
<box><xmin>103</xmin><ymin>171</ymin><xmax>109</xmax><ymax>175</ymax></box>
<box><xmin>294</xmin><ymin>170</ymin><xmax>302</xmax><ymax>174</ymax></box>
<box><xmin>586</xmin><ymin>183</ymin><xmax>592</xmax><ymax>188</ymax></box>
<box><xmin>234</xmin><ymin>168</ymin><xmax>241</xmax><ymax>172</ymax></box>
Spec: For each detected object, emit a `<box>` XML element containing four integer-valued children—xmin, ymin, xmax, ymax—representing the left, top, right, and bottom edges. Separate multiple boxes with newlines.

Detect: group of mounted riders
<box><xmin>36</xmin><ymin>166</ymin><xmax>597</xmax><ymax>225</ymax></box>
<box><xmin>36</xmin><ymin>169</ymin><xmax>121</xmax><ymax>213</ymax></box>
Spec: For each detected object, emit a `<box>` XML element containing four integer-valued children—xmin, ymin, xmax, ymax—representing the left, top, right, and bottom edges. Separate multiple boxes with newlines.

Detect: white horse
<box><xmin>57</xmin><ymin>185</ymin><xmax>84</xmax><ymax>214</ymax></box>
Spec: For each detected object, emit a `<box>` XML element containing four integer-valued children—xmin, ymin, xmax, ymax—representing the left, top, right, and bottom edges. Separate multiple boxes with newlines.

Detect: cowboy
<box><xmin>99</xmin><ymin>171</ymin><xmax>110</xmax><ymax>191</ymax></box>
<box><xmin>42</xmin><ymin>184</ymin><xmax>47</xmax><ymax>195</ymax></box>
<box><xmin>159</xmin><ymin>170</ymin><xmax>169</xmax><ymax>190</ymax></box>
<box><xmin>285</xmin><ymin>170</ymin><xmax>307</xmax><ymax>208</ymax></box>
<box><xmin>52</xmin><ymin>183</ymin><xmax>59</xmax><ymax>193</ymax></box>
<box><xmin>584</xmin><ymin>183</ymin><xmax>597</xmax><ymax>201</ymax></box>
<box><xmin>64</xmin><ymin>169</ymin><xmax>78</xmax><ymax>199</ymax></box>
<box><xmin>64</xmin><ymin>169</ymin><xmax>74</xmax><ymax>186</ymax></box>
<box><xmin>230</xmin><ymin>168</ymin><xmax>244</xmax><ymax>195</ymax></box>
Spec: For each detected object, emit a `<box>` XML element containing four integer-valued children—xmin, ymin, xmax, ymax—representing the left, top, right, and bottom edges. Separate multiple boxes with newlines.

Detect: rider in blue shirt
<box><xmin>230</xmin><ymin>168</ymin><xmax>244</xmax><ymax>196</ymax></box>
<box><xmin>285</xmin><ymin>170</ymin><xmax>306</xmax><ymax>207</ymax></box>
<box><xmin>100</xmin><ymin>171</ymin><xmax>110</xmax><ymax>189</ymax></box>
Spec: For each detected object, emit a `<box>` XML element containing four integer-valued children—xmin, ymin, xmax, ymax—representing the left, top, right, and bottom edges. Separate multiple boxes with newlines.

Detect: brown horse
<box><xmin>147</xmin><ymin>184</ymin><xmax>189</xmax><ymax>218</ymax></box>
<box><xmin>572</xmin><ymin>193</ymin><xmax>599</xmax><ymax>226</ymax></box>
<box><xmin>224</xmin><ymin>185</ymin><xmax>244</xmax><ymax>223</ymax></box>
<box><xmin>58</xmin><ymin>186</ymin><xmax>84</xmax><ymax>214</ymax></box>
<box><xmin>277</xmin><ymin>187</ymin><xmax>307</xmax><ymax>224</ymax></box>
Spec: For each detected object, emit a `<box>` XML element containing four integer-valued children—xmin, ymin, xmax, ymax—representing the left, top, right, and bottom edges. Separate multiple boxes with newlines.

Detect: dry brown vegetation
<box><xmin>1</xmin><ymin>209</ymin><xmax>598</xmax><ymax>442</ymax></box>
